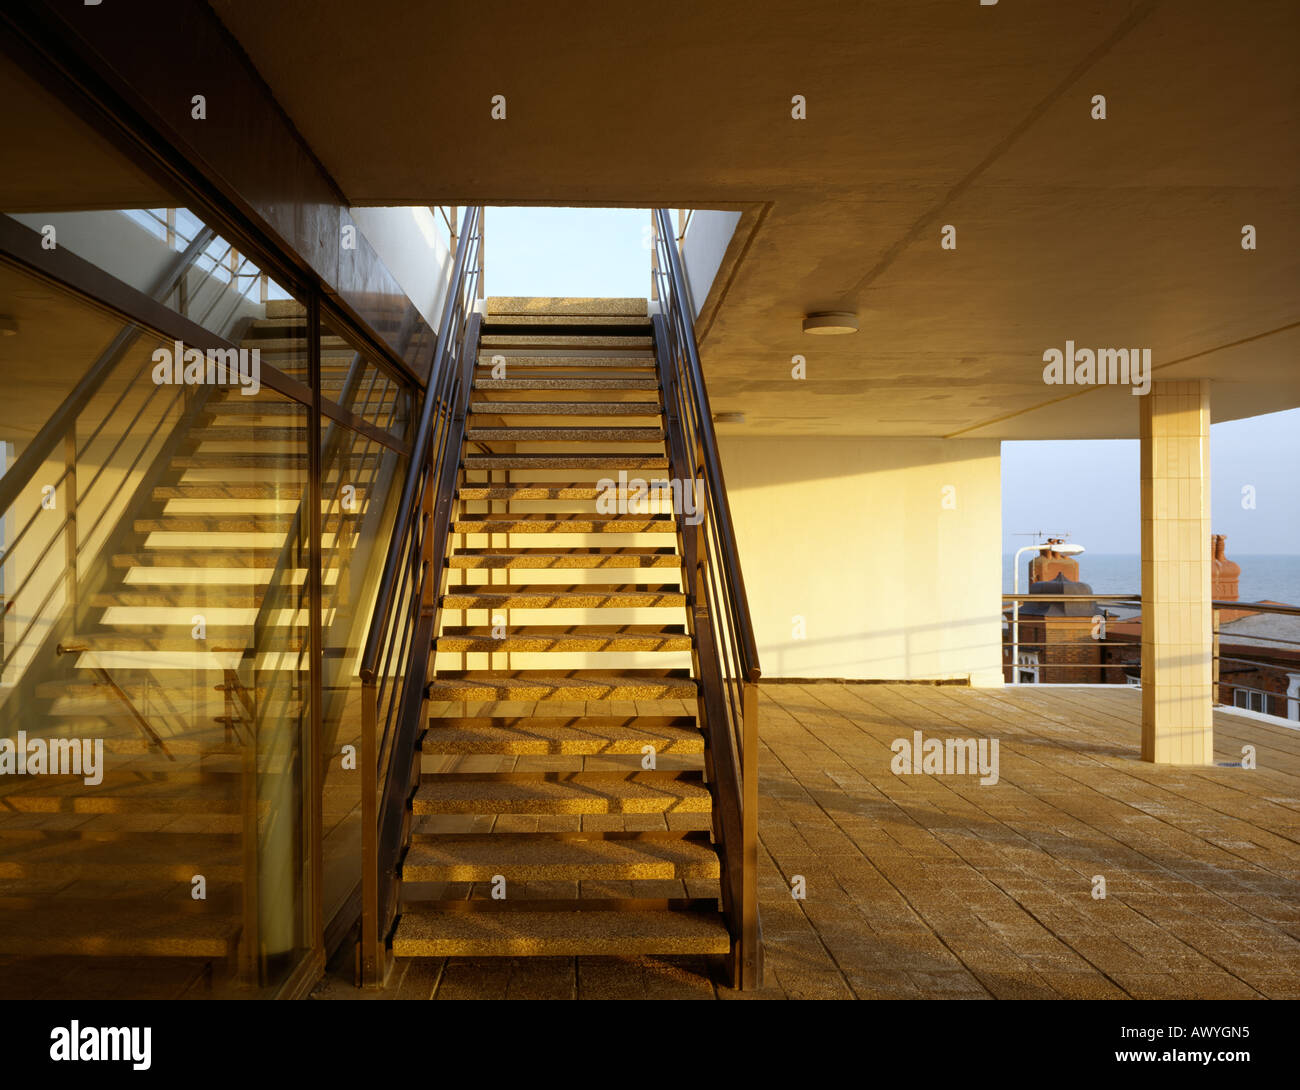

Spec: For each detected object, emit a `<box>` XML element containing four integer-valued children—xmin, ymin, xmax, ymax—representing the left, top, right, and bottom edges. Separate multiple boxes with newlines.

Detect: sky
<box><xmin>485</xmin><ymin>206</ymin><xmax>1299</xmax><ymax>558</ymax></box>
<box><xmin>1003</xmin><ymin>409</ymin><xmax>1300</xmax><ymax>556</ymax></box>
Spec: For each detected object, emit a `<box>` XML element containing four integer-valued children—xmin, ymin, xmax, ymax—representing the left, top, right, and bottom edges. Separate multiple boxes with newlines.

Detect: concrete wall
<box><xmin>718</xmin><ymin>435</ymin><xmax>1004</xmax><ymax>685</ymax></box>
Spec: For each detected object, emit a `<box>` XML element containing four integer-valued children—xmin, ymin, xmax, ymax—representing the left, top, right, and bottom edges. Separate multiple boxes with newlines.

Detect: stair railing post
<box><xmin>63</xmin><ymin>432</ymin><xmax>77</xmax><ymax>617</ymax></box>
<box><xmin>650</xmin><ymin>210</ymin><xmax>659</xmax><ymax>303</ymax></box>
<box><xmin>741</xmin><ymin>679</ymin><xmax>762</xmax><ymax>988</ymax></box>
<box><xmin>359</xmin><ymin>678</ymin><xmax>382</xmax><ymax>986</ymax></box>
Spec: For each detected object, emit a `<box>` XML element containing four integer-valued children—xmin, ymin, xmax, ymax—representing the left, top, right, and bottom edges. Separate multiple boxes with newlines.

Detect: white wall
<box><xmin>682</xmin><ymin>210</ymin><xmax>741</xmax><ymax>318</ymax></box>
<box><xmin>718</xmin><ymin>435</ymin><xmax>1004</xmax><ymax>685</ymax></box>
<box><xmin>349</xmin><ymin>207</ymin><xmax>453</xmax><ymax>332</ymax></box>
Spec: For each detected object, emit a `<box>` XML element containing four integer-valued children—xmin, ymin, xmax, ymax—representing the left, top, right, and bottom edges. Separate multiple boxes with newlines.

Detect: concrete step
<box><xmin>465</xmin><ymin>426</ymin><xmax>663</xmax><ymax>442</ymax></box>
<box><xmin>421</xmin><ymin>715</ymin><xmax>702</xmax><ymax>755</ymax></box>
<box><xmin>469</xmin><ymin>401</ymin><xmax>661</xmax><ymax>416</ymax></box>
<box><xmin>486</xmin><ymin>297</ymin><xmax>648</xmax><ymax>318</ymax></box>
<box><xmin>451</xmin><ymin>515</ymin><xmax>676</xmax><ymax>535</ymax></box>
<box><xmin>411</xmin><ymin>770</ymin><xmax>710</xmax><ymax>815</ymax></box>
<box><xmin>391</xmin><ymin>905</ymin><xmax>728</xmax><ymax>958</ymax></box>
<box><xmin>426</xmin><ymin>669</ymin><xmax>696</xmax><ymax>702</ymax></box>
<box><xmin>435</xmin><ymin>624</ymin><xmax>691</xmax><ymax>653</ymax></box>
<box><xmin>464</xmin><ymin>453</ymin><xmax>668</xmax><ymax>470</ymax></box>
<box><xmin>456</xmin><ymin>482</ymin><xmax>665</xmax><ymax>501</ymax></box>
<box><xmin>441</xmin><ymin>584</ymin><xmax>686</xmax><ymax>609</ymax></box>
<box><xmin>400</xmin><ymin>832</ymin><xmax>718</xmax><ymax>882</ymax></box>
<box><xmin>480</xmin><ymin>335</ymin><xmax>653</xmax><ymax>350</ymax></box>
<box><xmin>477</xmin><ymin>356</ymin><xmax>654</xmax><ymax>371</ymax></box>
<box><xmin>484</xmin><ymin>314</ymin><xmax>651</xmax><ymax>329</ymax></box>
<box><xmin>448</xmin><ymin>547</ymin><xmax>680</xmax><ymax>570</ymax></box>
<box><xmin>473</xmin><ymin>376</ymin><xmax>658</xmax><ymax>391</ymax></box>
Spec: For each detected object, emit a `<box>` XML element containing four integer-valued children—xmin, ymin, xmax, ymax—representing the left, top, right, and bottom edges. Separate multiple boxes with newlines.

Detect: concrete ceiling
<box><xmin>200</xmin><ymin>3</ymin><xmax>1300</xmax><ymax>434</ymax></box>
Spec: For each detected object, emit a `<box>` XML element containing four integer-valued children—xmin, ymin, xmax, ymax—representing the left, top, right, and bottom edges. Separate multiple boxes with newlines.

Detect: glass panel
<box><xmin>7</xmin><ymin>207</ymin><xmax>295</xmax><ymax>344</ymax></box>
<box><xmin>316</xmin><ymin>318</ymin><xmax>410</xmax><ymax>933</ymax></box>
<box><xmin>0</xmin><ymin>281</ymin><xmax>318</xmax><ymax>1000</ymax></box>
<box><xmin>320</xmin><ymin>316</ymin><xmax>412</xmax><ymax>440</ymax></box>
<box><xmin>0</xmin><ymin>50</ymin><xmax>316</xmax><ymax>999</ymax></box>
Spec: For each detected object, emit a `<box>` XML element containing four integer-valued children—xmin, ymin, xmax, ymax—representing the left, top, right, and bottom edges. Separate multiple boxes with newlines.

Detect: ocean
<box><xmin>1002</xmin><ymin>553</ymin><xmax>1300</xmax><ymax>607</ymax></box>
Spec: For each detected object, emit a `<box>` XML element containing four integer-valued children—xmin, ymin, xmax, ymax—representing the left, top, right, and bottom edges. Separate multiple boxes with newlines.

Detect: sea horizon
<box><xmin>1002</xmin><ymin>552</ymin><xmax>1300</xmax><ymax>607</ymax></box>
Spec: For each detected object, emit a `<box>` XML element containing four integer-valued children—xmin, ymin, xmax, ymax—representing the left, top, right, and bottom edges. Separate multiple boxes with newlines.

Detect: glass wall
<box><xmin>0</xmin><ymin>49</ymin><xmax>416</xmax><ymax>999</ymax></box>
<box><xmin>316</xmin><ymin>316</ymin><xmax>411</xmax><ymax>939</ymax></box>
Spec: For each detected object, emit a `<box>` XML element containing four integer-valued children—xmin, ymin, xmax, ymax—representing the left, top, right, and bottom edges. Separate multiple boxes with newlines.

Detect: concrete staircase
<box><xmin>390</xmin><ymin>298</ymin><xmax>731</xmax><ymax>961</ymax></box>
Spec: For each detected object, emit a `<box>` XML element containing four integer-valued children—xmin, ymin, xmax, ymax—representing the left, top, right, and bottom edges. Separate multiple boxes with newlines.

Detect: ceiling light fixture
<box><xmin>802</xmin><ymin>311</ymin><xmax>858</xmax><ymax>335</ymax></box>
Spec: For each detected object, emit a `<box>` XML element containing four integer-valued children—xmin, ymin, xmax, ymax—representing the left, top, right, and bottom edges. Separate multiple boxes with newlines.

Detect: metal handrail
<box><xmin>651</xmin><ymin>206</ymin><xmax>762</xmax><ymax>989</ymax></box>
<box><xmin>652</xmin><ymin>208</ymin><xmax>761</xmax><ymax>684</ymax></box>
<box><xmin>359</xmin><ymin>206</ymin><xmax>482</xmax><ymax>684</ymax></box>
<box><xmin>1001</xmin><ymin>594</ymin><xmax>1300</xmax><ymax>709</ymax></box>
<box><xmin>357</xmin><ymin>207</ymin><xmax>482</xmax><ymax>985</ymax></box>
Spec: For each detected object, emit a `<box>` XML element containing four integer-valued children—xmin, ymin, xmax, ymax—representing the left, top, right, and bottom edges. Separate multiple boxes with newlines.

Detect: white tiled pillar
<box><xmin>1139</xmin><ymin>379</ymin><xmax>1213</xmax><ymax>764</ymax></box>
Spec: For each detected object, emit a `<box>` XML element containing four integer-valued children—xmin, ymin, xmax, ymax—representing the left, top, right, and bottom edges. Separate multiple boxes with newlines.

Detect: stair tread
<box><xmin>486</xmin><ymin>297</ymin><xmax>648</xmax><ymax>317</ymax></box>
<box><xmin>442</xmin><ymin>585</ymin><xmax>686</xmax><ymax>608</ymax></box>
<box><xmin>412</xmin><ymin>772</ymin><xmax>711</xmax><ymax>814</ymax></box>
<box><xmin>436</xmin><ymin>624</ymin><xmax>691</xmax><ymax>652</ymax></box>
<box><xmin>480</xmin><ymin>335</ymin><xmax>653</xmax><ymax>348</ymax></box>
<box><xmin>392</xmin><ymin>906</ymin><xmax>729</xmax><ymax>957</ymax></box>
<box><xmin>427</xmin><ymin>670</ymin><xmax>696</xmax><ymax>701</ymax></box>
<box><xmin>473</xmin><ymin>377</ymin><xmax>658</xmax><ymax>390</ymax></box>
<box><xmin>456</xmin><ymin>482</ymin><xmax>667</xmax><ymax>500</ymax></box>
<box><xmin>465</xmin><ymin>426</ymin><xmax>663</xmax><ymax>441</ymax></box>
<box><xmin>464</xmin><ymin>455</ymin><xmax>670</xmax><ymax>469</ymax></box>
<box><xmin>451</xmin><ymin>515</ymin><xmax>676</xmax><ymax>533</ymax></box>
<box><xmin>469</xmin><ymin>401</ymin><xmax>661</xmax><ymax>415</ymax></box>
<box><xmin>484</xmin><ymin>315</ymin><xmax>652</xmax><ymax>328</ymax></box>
<box><xmin>422</xmin><ymin>715</ymin><xmax>701</xmax><ymax>754</ymax></box>
<box><xmin>448</xmin><ymin>547</ymin><xmax>679</xmax><ymax>568</ymax></box>
<box><xmin>401</xmin><ymin>834</ymin><xmax>718</xmax><ymax>881</ymax></box>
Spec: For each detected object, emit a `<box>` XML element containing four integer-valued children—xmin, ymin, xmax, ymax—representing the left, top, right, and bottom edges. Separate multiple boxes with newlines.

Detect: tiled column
<box><xmin>1139</xmin><ymin>380</ymin><xmax>1213</xmax><ymax>764</ymax></box>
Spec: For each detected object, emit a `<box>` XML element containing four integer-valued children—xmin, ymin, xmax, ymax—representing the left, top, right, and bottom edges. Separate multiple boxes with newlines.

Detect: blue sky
<box><xmin>485</xmin><ymin>207</ymin><xmax>1299</xmax><ymax>557</ymax></box>
<box><xmin>1003</xmin><ymin>412</ymin><xmax>1300</xmax><ymax>556</ymax></box>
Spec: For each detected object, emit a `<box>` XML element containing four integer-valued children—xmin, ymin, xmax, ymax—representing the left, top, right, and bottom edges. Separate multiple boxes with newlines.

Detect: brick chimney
<box><xmin>1211</xmin><ymin>534</ymin><xmax>1240</xmax><ymax>601</ymax></box>
<box><xmin>1212</xmin><ymin>534</ymin><xmax>1249</xmax><ymax>622</ymax></box>
<box><xmin>1029</xmin><ymin>538</ymin><xmax>1080</xmax><ymax>584</ymax></box>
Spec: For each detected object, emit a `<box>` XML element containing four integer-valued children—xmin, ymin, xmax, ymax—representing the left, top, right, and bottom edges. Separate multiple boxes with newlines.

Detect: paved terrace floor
<box><xmin>314</xmin><ymin>683</ymin><xmax>1300</xmax><ymax>1000</ymax></box>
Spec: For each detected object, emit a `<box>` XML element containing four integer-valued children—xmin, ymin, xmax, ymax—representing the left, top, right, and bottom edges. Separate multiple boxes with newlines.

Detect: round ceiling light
<box><xmin>802</xmin><ymin>311</ymin><xmax>858</xmax><ymax>335</ymax></box>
